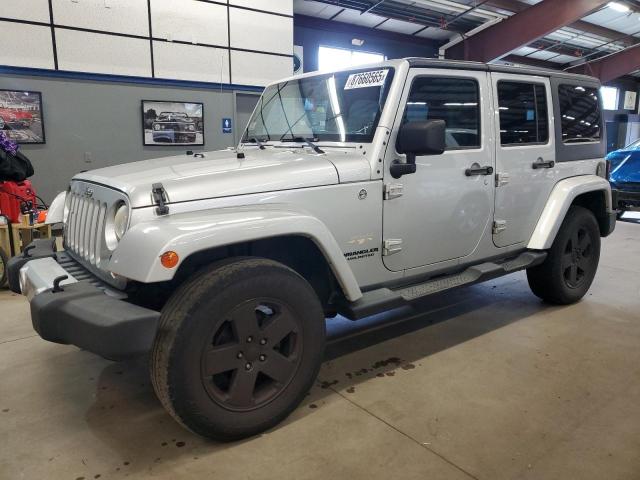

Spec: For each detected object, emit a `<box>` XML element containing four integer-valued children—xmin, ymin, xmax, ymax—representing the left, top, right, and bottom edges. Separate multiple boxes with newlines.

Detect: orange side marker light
<box><xmin>160</xmin><ymin>251</ymin><xmax>179</xmax><ymax>268</ymax></box>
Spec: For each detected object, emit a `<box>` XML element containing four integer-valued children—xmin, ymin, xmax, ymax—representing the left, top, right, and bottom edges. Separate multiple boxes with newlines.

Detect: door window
<box><xmin>498</xmin><ymin>82</ymin><xmax>548</xmax><ymax>146</ymax></box>
<box><xmin>558</xmin><ymin>85</ymin><xmax>602</xmax><ymax>143</ymax></box>
<box><xmin>402</xmin><ymin>77</ymin><xmax>480</xmax><ymax>150</ymax></box>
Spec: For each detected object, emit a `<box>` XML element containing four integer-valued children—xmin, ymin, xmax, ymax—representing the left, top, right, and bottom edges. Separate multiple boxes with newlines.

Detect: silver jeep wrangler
<box><xmin>9</xmin><ymin>58</ymin><xmax>616</xmax><ymax>441</ymax></box>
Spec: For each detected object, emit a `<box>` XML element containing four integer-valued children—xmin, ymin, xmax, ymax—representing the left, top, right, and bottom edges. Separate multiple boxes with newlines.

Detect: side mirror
<box><xmin>391</xmin><ymin>120</ymin><xmax>446</xmax><ymax>178</ymax></box>
<box><xmin>397</xmin><ymin>119</ymin><xmax>446</xmax><ymax>160</ymax></box>
<box><xmin>390</xmin><ymin>120</ymin><xmax>446</xmax><ymax>178</ymax></box>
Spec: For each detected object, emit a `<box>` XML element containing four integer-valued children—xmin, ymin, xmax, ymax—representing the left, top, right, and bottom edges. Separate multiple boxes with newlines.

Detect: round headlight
<box><xmin>153</xmin><ymin>124</ymin><xmax>161</xmax><ymax>130</ymax></box>
<box><xmin>114</xmin><ymin>204</ymin><xmax>129</xmax><ymax>241</ymax></box>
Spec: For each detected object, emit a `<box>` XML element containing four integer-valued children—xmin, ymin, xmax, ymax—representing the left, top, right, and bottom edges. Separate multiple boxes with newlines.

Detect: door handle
<box><xmin>532</xmin><ymin>158</ymin><xmax>555</xmax><ymax>169</ymax></box>
<box><xmin>465</xmin><ymin>163</ymin><xmax>494</xmax><ymax>176</ymax></box>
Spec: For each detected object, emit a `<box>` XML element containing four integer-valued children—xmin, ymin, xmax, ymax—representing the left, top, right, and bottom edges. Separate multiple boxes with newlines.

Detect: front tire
<box><xmin>151</xmin><ymin>258</ymin><xmax>325</xmax><ymax>441</ymax></box>
<box><xmin>527</xmin><ymin>206</ymin><xmax>600</xmax><ymax>305</ymax></box>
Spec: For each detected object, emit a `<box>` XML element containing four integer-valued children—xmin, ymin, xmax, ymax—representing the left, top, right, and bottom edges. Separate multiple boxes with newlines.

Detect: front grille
<box><xmin>66</xmin><ymin>190</ymin><xmax>108</xmax><ymax>265</ymax></box>
<box><xmin>63</xmin><ymin>180</ymin><xmax>129</xmax><ymax>289</ymax></box>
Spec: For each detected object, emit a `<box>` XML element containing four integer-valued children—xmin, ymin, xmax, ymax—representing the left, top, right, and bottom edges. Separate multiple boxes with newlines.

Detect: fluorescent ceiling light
<box><xmin>608</xmin><ymin>2</ymin><xmax>630</xmax><ymax>12</ymax></box>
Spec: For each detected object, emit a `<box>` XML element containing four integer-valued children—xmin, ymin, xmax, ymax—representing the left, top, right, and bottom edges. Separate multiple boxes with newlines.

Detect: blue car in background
<box><xmin>607</xmin><ymin>139</ymin><xmax>640</xmax><ymax>218</ymax></box>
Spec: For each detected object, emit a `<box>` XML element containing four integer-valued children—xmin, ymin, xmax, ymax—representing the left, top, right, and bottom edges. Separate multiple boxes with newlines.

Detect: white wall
<box><xmin>0</xmin><ymin>0</ymin><xmax>293</xmax><ymax>87</ymax></box>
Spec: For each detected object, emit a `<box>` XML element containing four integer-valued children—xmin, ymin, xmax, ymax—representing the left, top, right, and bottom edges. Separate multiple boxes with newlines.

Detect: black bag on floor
<box><xmin>0</xmin><ymin>149</ymin><xmax>34</xmax><ymax>182</ymax></box>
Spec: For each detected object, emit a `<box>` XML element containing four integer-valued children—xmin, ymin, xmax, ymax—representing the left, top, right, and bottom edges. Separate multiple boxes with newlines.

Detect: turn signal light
<box><xmin>160</xmin><ymin>251</ymin><xmax>179</xmax><ymax>269</ymax></box>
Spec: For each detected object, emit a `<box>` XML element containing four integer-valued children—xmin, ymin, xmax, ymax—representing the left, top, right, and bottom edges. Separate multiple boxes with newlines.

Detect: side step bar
<box><xmin>338</xmin><ymin>251</ymin><xmax>547</xmax><ymax>320</ymax></box>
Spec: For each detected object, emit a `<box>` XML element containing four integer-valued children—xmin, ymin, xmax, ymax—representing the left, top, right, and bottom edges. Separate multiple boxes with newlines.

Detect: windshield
<box><xmin>243</xmin><ymin>68</ymin><xmax>394</xmax><ymax>143</ymax></box>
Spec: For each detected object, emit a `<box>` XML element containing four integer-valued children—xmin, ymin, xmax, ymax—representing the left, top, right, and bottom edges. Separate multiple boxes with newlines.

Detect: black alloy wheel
<box><xmin>201</xmin><ymin>298</ymin><xmax>303</xmax><ymax>411</ymax></box>
<box><xmin>561</xmin><ymin>226</ymin><xmax>595</xmax><ymax>289</ymax></box>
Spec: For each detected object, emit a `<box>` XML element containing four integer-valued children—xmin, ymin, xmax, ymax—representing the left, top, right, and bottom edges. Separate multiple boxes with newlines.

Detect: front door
<box><xmin>491</xmin><ymin>74</ymin><xmax>555</xmax><ymax>248</ymax></box>
<box><xmin>382</xmin><ymin>69</ymin><xmax>494</xmax><ymax>272</ymax></box>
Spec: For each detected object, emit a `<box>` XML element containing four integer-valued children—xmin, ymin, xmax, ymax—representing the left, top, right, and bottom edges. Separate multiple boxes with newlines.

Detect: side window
<box><xmin>402</xmin><ymin>77</ymin><xmax>480</xmax><ymax>150</ymax></box>
<box><xmin>558</xmin><ymin>85</ymin><xmax>602</xmax><ymax>143</ymax></box>
<box><xmin>498</xmin><ymin>81</ymin><xmax>548</xmax><ymax>146</ymax></box>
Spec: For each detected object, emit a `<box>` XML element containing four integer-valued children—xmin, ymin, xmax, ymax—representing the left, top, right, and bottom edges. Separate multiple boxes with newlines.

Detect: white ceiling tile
<box><xmin>333</xmin><ymin>8</ymin><xmax>387</xmax><ymax>28</ymax></box>
<box><xmin>545</xmin><ymin>54</ymin><xmax>578</xmax><ymax>63</ymax></box>
<box><xmin>376</xmin><ymin>18</ymin><xmax>422</xmax><ymax>34</ymax></box>
<box><xmin>512</xmin><ymin>46</ymin><xmax>538</xmax><ymax>56</ymax></box>
<box><xmin>582</xmin><ymin>9</ymin><xmax>640</xmax><ymax>36</ymax></box>
<box><xmin>414</xmin><ymin>27</ymin><xmax>456</xmax><ymax>41</ymax></box>
<box><xmin>527</xmin><ymin>50</ymin><xmax>559</xmax><ymax>60</ymax></box>
<box><xmin>293</xmin><ymin>0</ymin><xmax>342</xmax><ymax>18</ymax></box>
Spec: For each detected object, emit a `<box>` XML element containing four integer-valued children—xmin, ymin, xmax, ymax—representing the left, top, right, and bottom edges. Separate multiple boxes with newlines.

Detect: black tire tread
<box><xmin>151</xmin><ymin>257</ymin><xmax>324</xmax><ymax>440</ymax></box>
<box><xmin>527</xmin><ymin>205</ymin><xmax>600</xmax><ymax>305</ymax></box>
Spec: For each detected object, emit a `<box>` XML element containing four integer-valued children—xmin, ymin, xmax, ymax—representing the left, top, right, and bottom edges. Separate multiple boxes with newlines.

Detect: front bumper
<box><xmin>612</xmin><ymin>188</ymin><xmax>640</xmax><ymax>209</ymax></box>
<box><xmin>8</xmin><ymin>241</ymin><xmax>160</xmax><ymax>360</ymax></box>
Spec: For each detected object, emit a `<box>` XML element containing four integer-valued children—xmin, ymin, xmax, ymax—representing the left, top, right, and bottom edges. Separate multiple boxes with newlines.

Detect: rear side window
<box><xmin>498</xmin><ymin>81</ymin><xmax>548</xmax><ymax>146</ymax></box>
<box><xmin>402</xmin><ymin>77</ymin><xmax>480</xmax><ymax>150</ymax></box>
<box><xmin>558</xmin><ymin>85</ymin><xmax>602</xmax><ymax>143</ymax></box>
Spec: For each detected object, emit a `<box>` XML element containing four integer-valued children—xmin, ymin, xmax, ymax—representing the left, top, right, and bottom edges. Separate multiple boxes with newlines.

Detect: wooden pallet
<box><xmin>0</xmin><ymin>222</ymin><xmax>51</xmax><ymax>258</ymax></box>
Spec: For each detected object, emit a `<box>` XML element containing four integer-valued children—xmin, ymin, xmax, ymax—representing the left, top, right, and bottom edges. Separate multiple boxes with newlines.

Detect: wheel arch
<box><xmin>108</xmin><ymin>206</ymin><xmax>362</xmax><ymax>303</ymax></box>
<box><xmin>172</xmin><ymin>235</ymin><xmax>345</xmax><ymax>314</ymax></box>
<box><xmin>528</xmin><ymin>175</ymin><xmax>614</xmax><ymax>250</ymax></box>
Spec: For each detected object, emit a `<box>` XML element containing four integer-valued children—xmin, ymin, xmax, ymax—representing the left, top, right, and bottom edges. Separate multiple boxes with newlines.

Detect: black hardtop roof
<box><xmin>405</xmin><ymin>58</ymin><xmax>599</xmax><ymax>85</ymax></box>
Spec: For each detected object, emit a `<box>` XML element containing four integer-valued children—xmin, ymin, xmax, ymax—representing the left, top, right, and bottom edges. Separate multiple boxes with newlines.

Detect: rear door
<box><xmin>491</xmin><ymin>74</ymin><xmax>556</xmax><ymax>247</ymax></box>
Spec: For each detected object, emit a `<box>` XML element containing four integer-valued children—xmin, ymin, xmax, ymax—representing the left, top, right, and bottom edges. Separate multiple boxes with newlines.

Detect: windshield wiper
<box><xmin>248</xmin><ymin>137</ymin><xmax>266</xmax><ymax>149</ymax></box>
<box><xmin>281</xmin><ymin>137</ymin><xmax>325</xmax><ymax>154</ymax></box>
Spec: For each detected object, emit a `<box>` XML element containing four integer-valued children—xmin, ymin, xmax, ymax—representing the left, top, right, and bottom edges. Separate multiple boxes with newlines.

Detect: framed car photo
<box><xmin>0</xmin><ymin>90</ymin><xmax>45</xmax><ymax>144</ymax></box>
<box><xmin>142</xmin><ymin>100</ymin><xmax>204</xmax><ymax>146</ymax></box>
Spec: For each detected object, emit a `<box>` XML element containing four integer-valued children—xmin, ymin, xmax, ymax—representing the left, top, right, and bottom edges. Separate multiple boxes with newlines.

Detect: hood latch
<box><xmin>152</xmin><ymin>183</ymin><xmax>169</xmax><ymax>215</ymax></box>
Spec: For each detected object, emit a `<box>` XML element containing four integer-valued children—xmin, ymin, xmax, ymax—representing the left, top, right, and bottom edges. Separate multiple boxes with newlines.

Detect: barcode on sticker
<box><xmin>344</xmin><ymin>70</ymin><xmax>389</xmax><ymax>90</ymax></box>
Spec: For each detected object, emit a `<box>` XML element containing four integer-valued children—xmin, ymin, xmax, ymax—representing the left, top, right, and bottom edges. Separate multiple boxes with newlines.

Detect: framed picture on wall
<box><xmin>142</xmin><ymin>100</ymin><xmax>204</xmax><ymax>146</ymax></box>
<box><xmin>0</xmin><ymin>90</ymin><xmax>45</xmax><ymax>144</ymax></box>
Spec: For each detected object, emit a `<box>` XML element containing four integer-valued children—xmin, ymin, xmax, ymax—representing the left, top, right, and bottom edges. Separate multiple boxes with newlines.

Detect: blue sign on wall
<box><xmin>222</xmin><ymin>118</ymin><xmax>232</xmax><ymax>134</ymax></box>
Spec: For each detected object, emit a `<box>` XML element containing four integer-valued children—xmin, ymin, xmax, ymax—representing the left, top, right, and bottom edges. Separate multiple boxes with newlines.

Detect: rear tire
<box><xmin>151</xmin><ymin>257</ymin><xmax>325</xmax><ymax>441</ymax></box>
<box><xmin>527</xmin><ymin>206</ymin><xmax>600</xmax><ymax>305</ymax></box>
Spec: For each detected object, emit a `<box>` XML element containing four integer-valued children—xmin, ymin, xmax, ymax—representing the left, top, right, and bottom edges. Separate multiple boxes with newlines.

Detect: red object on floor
<box><xmin>0</xmin><ymin>180</ymin><xmax>38</xmax><ymax>223</ymax></box>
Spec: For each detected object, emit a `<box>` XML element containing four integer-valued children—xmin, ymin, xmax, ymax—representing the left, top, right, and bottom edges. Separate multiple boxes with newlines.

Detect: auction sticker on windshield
<box><xmin>344</xmin><ymin>70</ymin><xmax>389</xmax><ymax>90</ymax></box>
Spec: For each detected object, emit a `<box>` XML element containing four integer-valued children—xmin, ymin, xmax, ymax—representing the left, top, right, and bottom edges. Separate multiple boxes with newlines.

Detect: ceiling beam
<box><xmin>446</xmin><ymin>0</ymin><xmax>611</xmax><ymax>62</ymax></box>
<box><xmin>485</xmin><ymin>0</ymin><xmax>638</xmax><ymax>47</ymax></box>
<box><xmin>567</xmin><ymin>44</ymin><xmax>640</xmax><ymax>82</ymax></box>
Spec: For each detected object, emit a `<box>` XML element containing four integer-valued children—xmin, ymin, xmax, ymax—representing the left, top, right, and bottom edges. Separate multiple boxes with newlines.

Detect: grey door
<box><xmin>235</xmin><ymin>93</ymin><xmax>261</xmax><ymax>144</ymax></box>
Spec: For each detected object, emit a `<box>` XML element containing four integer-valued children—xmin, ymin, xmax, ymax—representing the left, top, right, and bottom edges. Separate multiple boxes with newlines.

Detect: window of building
<box><xmin>600</xmin><ymin>86</ymin><xmax>619</xmax><ymax>110</ymax></box>
<box><xmin>402</xmin><ymin>77</ymin><xmax>480</xmax><ymax>150</ymax></box>
<box><xmin>559</xmin><ymin>84</ymin><xmax>602</xmax><ymax>143</ymax></box>
<box><xmin>318</xmin><ymin>46</ymin><xmax>385</xmax><ymax>72</ymax></box>
<box><xmin>497</xmin><ymin>81</ymin><xmax>548</xmax><ymax>146</ymax></box>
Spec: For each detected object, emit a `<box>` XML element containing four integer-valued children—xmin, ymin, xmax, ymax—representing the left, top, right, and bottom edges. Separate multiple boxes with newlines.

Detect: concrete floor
<box><xmin>1</xmin><ymin>217</ymin><xmax>639</xmax><ymax>480</ymax></box>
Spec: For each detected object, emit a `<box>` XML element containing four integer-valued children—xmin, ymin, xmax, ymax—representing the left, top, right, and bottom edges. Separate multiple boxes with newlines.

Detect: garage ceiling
<box><xmin>294</xmin><ymin>0</ymin><xmax>640</xmax><ymax>79</ymax></box>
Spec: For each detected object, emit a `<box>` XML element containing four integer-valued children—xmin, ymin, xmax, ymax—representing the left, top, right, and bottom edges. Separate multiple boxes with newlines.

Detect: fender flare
<box><xmin>108</xmin><ymin>205</ymin><xmax>363</xmax><ymax>301</ymax></box>
<box><xmin>527</xmin><ymin>175</ymin><xmax>612</xmax><ymax>250</ymax></box>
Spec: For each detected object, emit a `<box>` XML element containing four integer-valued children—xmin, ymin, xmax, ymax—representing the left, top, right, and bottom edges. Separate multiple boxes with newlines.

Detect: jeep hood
<box><xmin>73</xmin><ymin>148</ymin><xmax>370</xmax><ymax>208</ymax></box>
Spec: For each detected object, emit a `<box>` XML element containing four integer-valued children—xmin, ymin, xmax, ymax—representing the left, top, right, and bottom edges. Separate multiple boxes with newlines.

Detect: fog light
<box><xmin>160</xmin><ymin>251</ymin><xmax>179</xmax><ymax>268</ymax></box>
